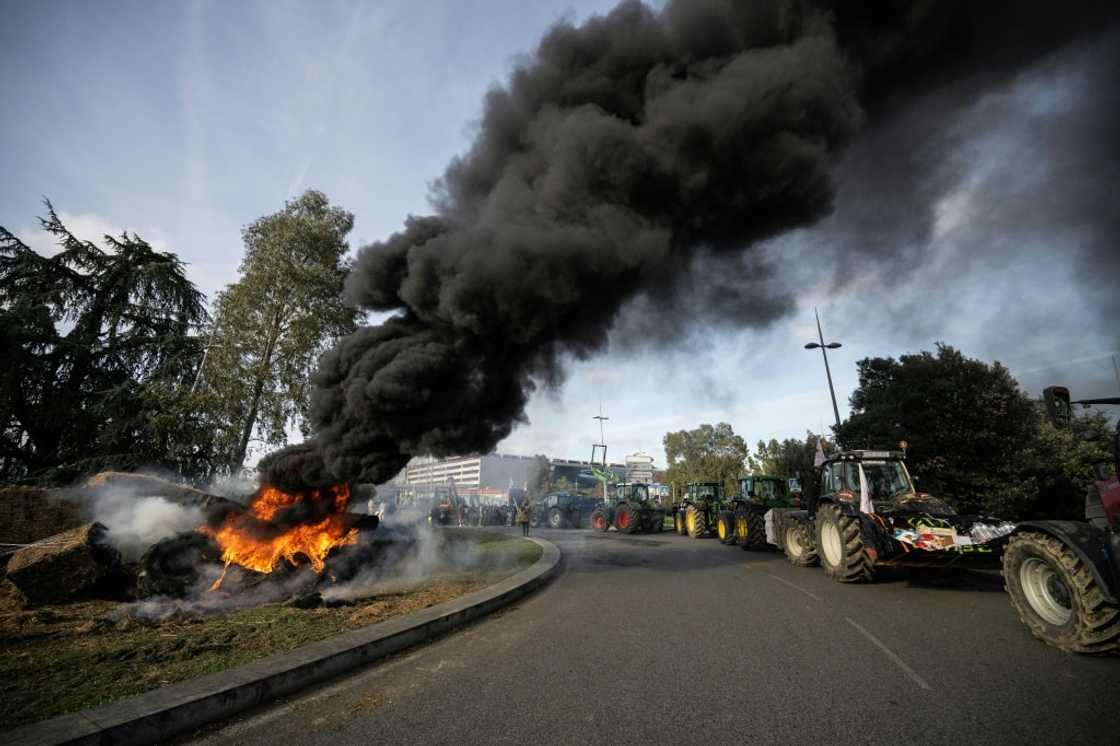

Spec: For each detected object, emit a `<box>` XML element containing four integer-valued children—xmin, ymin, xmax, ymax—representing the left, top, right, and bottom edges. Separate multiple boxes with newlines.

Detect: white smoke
<box><xmin>86</xmin><ymin>490</ymin><xmax>202</xmax><ymax>560</ymax></box>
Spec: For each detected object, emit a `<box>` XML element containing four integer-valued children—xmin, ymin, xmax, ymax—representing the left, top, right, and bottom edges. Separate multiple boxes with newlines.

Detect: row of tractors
<box><xmin>582</xmin><ymin>385</ymin><xmax>1119</xmax><ymax>655</ymax></box>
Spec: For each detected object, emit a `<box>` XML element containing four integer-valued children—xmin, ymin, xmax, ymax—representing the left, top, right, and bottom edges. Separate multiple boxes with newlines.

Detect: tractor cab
<box><xmin>685</xmin><ymin>481</ymin><xmax>723</xmax><ymax>503</ymax></box>
<box><xmin>611</xmin><ymin>482</ymin><xmax>652</xmax><ymax>504</ymax></box>
<box><xmin>816</xmin><ymin>450</ymin><xmax>952</xmax><ymax>514</ymax></box>
<box><xmin>739</xmin><ymin>475</ymin><xmax>789</xmax><ymax>507</ymax></box>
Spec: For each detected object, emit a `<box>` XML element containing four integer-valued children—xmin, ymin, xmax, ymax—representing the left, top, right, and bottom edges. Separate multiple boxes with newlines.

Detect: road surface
<box><xmin>188</xmin><ymin>527</ymin><xmax>1118</xmax><ymax>745</ymax></box>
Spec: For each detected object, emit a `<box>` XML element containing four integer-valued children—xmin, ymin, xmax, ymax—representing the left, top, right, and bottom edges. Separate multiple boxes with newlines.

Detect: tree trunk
<box><xmin>232</xmin><ymin>309</ymin><xmax>283</xmax><ymax>471</ymax></box>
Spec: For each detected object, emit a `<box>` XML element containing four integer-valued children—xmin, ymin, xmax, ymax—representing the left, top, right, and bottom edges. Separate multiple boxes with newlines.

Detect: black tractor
<box><xmin>771</xmin><ymin>450</ymin><xmax>1014</xmax><ymax>582</ymax></box>
<box><xmin>530</xmin><ymin>491</ymin><xmax>601</xmax><ymax>529</ymax></box>
<box><xmin>1001</xmin><ymin>386</ymin><xmax>1120</xmax><ymax>654</ymax></box>
<box><xmin>590</xmin><ymin>482</ymin><xmax>666</xmax><ymax>534</ymax></box>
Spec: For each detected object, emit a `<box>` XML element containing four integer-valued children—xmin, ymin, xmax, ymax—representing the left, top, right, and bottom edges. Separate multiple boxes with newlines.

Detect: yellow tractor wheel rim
<box><xmin>687</xmin><ymin>512</ymin><xmax>696</xmax><ymax>534</ymax></box>
<box><xmin>736</xmin><ymin>516</ymin><xmax>748</xmax><ymax>541</ymax></box>
<box><xmin>718</xmin><ymin>520</ymin><xmax>727</xmax><ymax>540</ymax></box>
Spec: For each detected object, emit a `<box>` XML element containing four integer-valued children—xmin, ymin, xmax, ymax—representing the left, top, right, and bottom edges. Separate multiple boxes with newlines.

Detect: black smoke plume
<box><xmin>264</xmin><ymin>0</ymin><xmax>1117</xmax><ymax>489</ymax></box>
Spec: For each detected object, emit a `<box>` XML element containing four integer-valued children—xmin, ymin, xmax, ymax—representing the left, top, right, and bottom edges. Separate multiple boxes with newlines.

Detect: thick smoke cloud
<box><xmin>271</xmin><ymin>0</ymin><xmax>1117</xmax><ymax>488</ymax></box>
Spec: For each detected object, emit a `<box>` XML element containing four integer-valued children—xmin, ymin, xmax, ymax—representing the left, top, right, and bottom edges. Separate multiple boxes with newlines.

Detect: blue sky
<box><xmin>3</xmin><ymin>1</ymin><xmax>1116</xmax><ymax>468</ymax></box>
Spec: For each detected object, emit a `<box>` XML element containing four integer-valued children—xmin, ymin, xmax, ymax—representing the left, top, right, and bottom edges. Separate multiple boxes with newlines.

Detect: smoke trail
<box><xmin>264</xmin><ymin>0</ymin><xmax>1116</xmax><ymax>488</ymax></box>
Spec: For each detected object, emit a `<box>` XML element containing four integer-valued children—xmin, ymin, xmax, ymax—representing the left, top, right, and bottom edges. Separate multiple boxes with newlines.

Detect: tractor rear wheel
<box><xmin>783</xmin><ymin>521</ymin><xmax>818</xmax><ymax>567</ymax></box>
<box><xmin>1003</xmin><ymin>531</ymin><xmax>1120</xmax><ymax>654</ymax></box>
<box><xmin>686</xmin><ymin>505</ymin><xmax>707</xmax><ymax>538</ymax></box>
<box><xmin>590</xmin><ymin>508</ymin><xmax>610</xmax><ymax>532</ymax></box>
<box><xmin>815</xmin><ymin>504</ymin><xmax>873</xmax><ymax>583</ymax></box>
<box><xmin>674</xmin><ymin>511</ymin><xmax>687</xmax><ymax>535</ymax></box>
<box><xmin>745</xmin><ymin>509</ymin><xmax>768</xmax><ymax>551</ymax></box>
<box><xmin>615</xmin><ymin>502</ymin><xmax>640</xmax><ymax>534</ymax></box>
<box><xmin>734</xmin><ymin>507</ymin><xmax>750</xmax><ymax>546</ymax></box>
<box><xmin>548</xmin><ymin>507</ymin><xmax>564</xmax><ymax>530</ymax></box>
<box><xmin>717</xmin><ymin>511</ymin><xmax>736</xmax><ymax>545</ymax></box>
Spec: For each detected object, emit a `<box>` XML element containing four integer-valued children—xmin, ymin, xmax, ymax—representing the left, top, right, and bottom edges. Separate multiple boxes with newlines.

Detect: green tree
<box><xmin>526</xmin><ymin>454</ymin><xmax>551</xmax><ymax>498</ymax></box>
<box><xmin>199</xmin><ymin>191</ymin><xmax>359</xmax><ymax>469</ymax></box>
<box><xmin>1011</xmin><ymin>410</ymin><xmax>1114</xmax><ymax>520</ymax></box>
<box><xmin>662</xmin><ymin>422</ymin><xmax>748</xmax><ymax>499</ymax></box>
<box><xmin>834</xmin><ymin>344</ymin><xmax>1040</xmax><ymax>514</ymax></box>
<box><xmin>748</xmin><ymin>430</ymin><xmax>825</xmax><ymax>497</ymax></box>
<box><xmin>0</xmin><ymin>202</ymin><xmax>211</xmax><ymax>482</ymax></box>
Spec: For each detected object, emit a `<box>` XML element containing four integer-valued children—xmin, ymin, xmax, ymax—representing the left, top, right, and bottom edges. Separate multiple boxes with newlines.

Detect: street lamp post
<box><xmin>804</xmin><ymin>307</ymin><xmax>843</xmax><ymax>431</ymax></box>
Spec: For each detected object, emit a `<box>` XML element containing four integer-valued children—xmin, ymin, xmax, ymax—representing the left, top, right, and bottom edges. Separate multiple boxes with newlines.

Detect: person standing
<box><xmin>516</xmin><ymin>500</ymin><xmax>530</xmax><ymax>536</ymax></box>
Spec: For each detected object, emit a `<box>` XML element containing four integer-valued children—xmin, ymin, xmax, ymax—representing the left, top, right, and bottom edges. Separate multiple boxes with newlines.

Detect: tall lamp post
<box><xmin>804</xmin><ymin>307</ymin><xmax>843</xmax><ymax>431</ymax></box>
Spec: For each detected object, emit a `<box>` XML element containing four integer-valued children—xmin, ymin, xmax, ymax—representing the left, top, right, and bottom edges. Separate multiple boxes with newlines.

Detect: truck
<box><xmin>770</xmin><ymin>449</ymin><xmax>1015</xmax><ymax>582</ymax></box>
<box><xmin>590</xmin><ymin>482</ymin><xmax>666</xmax><ymax>534</ymax></box>
<box><xmin>1001</xmin><ymin>386</ymin><xmax>1120</xmax><ymax>654</ymax></box>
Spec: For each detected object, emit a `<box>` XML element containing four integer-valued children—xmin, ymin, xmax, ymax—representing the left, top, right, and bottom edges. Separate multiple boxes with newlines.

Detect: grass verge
<box><xmin>0</xmin><ymin>531</ymin><xmax>540</xmax><ymax>730</ymax></box>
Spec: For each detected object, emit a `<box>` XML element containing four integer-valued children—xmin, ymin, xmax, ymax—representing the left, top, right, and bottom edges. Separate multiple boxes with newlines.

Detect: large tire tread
<box><xmin>783</xmin><ymin>522</ymin><xmax>818</xmax><ymax>567</ymax></box>
<box><xmin>686</xmin><ymin>504</ymin><xmax>708</xmax><ymax>539</ymax></box>
<box><xmin>717</xmin><ymin>510</ymin><xmax>736</xmax><ymax>545</ymax></box>
<box><xmin>744</xmin><ymin>508</ymin><xmax>767</xmax><ymax>551</ymax></box>
<box><xmin>816</xmin><ymin>504</ymin><xmax>873</xmax><ymax>583</ymax></box>
<box><xmin>1004</xmin><ymin>532</ymin><xmax>1120</xmax><ymax>655</ymax></box>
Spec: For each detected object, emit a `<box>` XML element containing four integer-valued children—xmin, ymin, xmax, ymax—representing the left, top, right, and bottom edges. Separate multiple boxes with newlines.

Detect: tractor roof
<box><xmin>826</xmin><ymin>450</ymin><xmax>906</xmax><ymax>463</ymax></box>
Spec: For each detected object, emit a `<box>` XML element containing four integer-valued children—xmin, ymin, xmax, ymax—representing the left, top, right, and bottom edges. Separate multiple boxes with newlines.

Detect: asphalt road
<box><xmin>188</xmin><ymin>527</ymin><xmax>1118</xmax><ymax>745</ymax></box>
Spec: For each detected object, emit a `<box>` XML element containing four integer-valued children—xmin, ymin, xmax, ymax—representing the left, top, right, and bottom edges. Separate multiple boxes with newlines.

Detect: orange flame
<box><xmin>201</xmin><ymin>483</ymin><xmax>358</xmax><ymax>589</ymax></box>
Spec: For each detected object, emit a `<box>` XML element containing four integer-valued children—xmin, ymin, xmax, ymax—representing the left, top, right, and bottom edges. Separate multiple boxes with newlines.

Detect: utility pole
<box><xmin>593</xmin><ymin>402</ymin><xmax>610</xmax><ymax>502</ymax></box>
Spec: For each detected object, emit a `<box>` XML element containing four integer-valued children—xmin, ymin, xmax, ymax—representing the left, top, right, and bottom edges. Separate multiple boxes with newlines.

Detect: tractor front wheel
<box><xmin>1003</xmin><ymin>531</ymin><xmax>1120</xmax><ymax>654</ymax></box>
<box><xmin>815</xmin><ymin>504</ymin><xmax>873</xmax><ymax>583</ymax></box>
<box><xmin>717</xmin><ymin>510</ymin><xmax>736</xmax><ymax>545</ymax></box>
<box><xmin>783</xmin><ymin>521</ymin><xmax>818</xmax><ymax>567</ymax></box>
<box><xmin>590</xmin><ymin>509</ymin><xmax>610</xmax><ymax>532</ymax></box>
<box><xmin>674</xmin><ymin>511</ymin><xmax>687</xmax><ymax>535</ymax></box>
<box><xmin>686</xmin><ymin>505</ymin><xmax>708</xmax><ymax>538</ymax></box>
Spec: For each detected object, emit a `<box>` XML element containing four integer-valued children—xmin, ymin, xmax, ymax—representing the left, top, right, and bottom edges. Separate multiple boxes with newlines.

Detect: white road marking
<box><xmin>765</xmin><ymin>572</ymin><xmax>823</xmax><ymax>602</ymax></box>
<box><xmin>845</xmin><ymin>617</ymin><xmax>933</xmax><ymax>691</ymax></box>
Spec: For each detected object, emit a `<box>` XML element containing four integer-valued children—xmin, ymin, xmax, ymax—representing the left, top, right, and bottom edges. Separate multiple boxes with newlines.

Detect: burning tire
<box><xmin>783</xmin><ymin>521</ymin><xmax>818</xmax><ymax>568</ymax></box>
<box><xmin>674</xmin><ymin>511</ymin><xmax>687</xmax><ymax>535</ymax></box>
<box><xmin>815</xmin><ymin>503</ymin><xmax>873</xmax><ymax>583</ymax></box>
<box><xmin>686</xmin><ymin>504</ymin><xmax>707</xmax><ymax>538</ymax></box>
<box><xmin>615</xmin><ymin>502</ymin><xmax>639</xmax><ymax>534</ymax></box>
<box><xmin>590</xmin><ymin>508</ymin><xmax>610</xmax><ymax>532</ymax></box>
<box><xmin>717</xmin><ymin>510</ymin><xmax>736</xmax><ymax>545</ymax></box>
<box><xmin>548</xmin><ymin>507</ymin><xmax>565</xmax><ymax>530</ymax></box>
<box><xmin>1003</xmin><ymin>531</ymin><xmax>1120</xmax><ymax>654</ymax></box>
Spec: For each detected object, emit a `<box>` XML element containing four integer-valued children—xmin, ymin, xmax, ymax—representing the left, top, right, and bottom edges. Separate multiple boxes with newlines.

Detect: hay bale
<box><xmin>5</xmin><ymin>523</ymin><xmax>120</xmax><ymax>605</ymax></box>
<box><xmin>0</xmin><ymin>486</ymin><xmax>83</xmax><ymax>546</ymax></box>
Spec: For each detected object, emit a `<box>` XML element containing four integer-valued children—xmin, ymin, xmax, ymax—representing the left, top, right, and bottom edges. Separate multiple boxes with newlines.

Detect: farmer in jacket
<box><xmin>516</xmin><ymin>500</ymin><xmax>530</xmax><ymax>536</ymax></box>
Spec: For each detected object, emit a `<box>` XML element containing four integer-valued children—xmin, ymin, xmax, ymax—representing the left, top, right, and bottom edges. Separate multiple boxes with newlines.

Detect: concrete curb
<box><xmin>4</xmin><ymin>532</ymin><xmax>560</xmax><ymax>746</ymax></box>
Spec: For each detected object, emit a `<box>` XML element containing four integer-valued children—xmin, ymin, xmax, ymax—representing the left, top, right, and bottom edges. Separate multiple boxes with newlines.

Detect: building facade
<box><xmin>400</xmin><ymin>453</ymin><xmax>629</xmax><ymax>491</ymax></box>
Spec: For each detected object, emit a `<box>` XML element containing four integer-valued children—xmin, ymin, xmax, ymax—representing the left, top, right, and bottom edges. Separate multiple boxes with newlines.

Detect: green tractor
<box><xmin>724</xmin><ymin>475</ymin><xmax>798</xmax><ymax>551</ymax></box>
<box><xmin>673</xmin><ymin>482</ymin><xmax>733</xmax><ymax>539</ymax></box>
<box><xmin>589</xmin><ymin>482</ymin><xmax>666</xmax><ymax>534</ymax></box>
